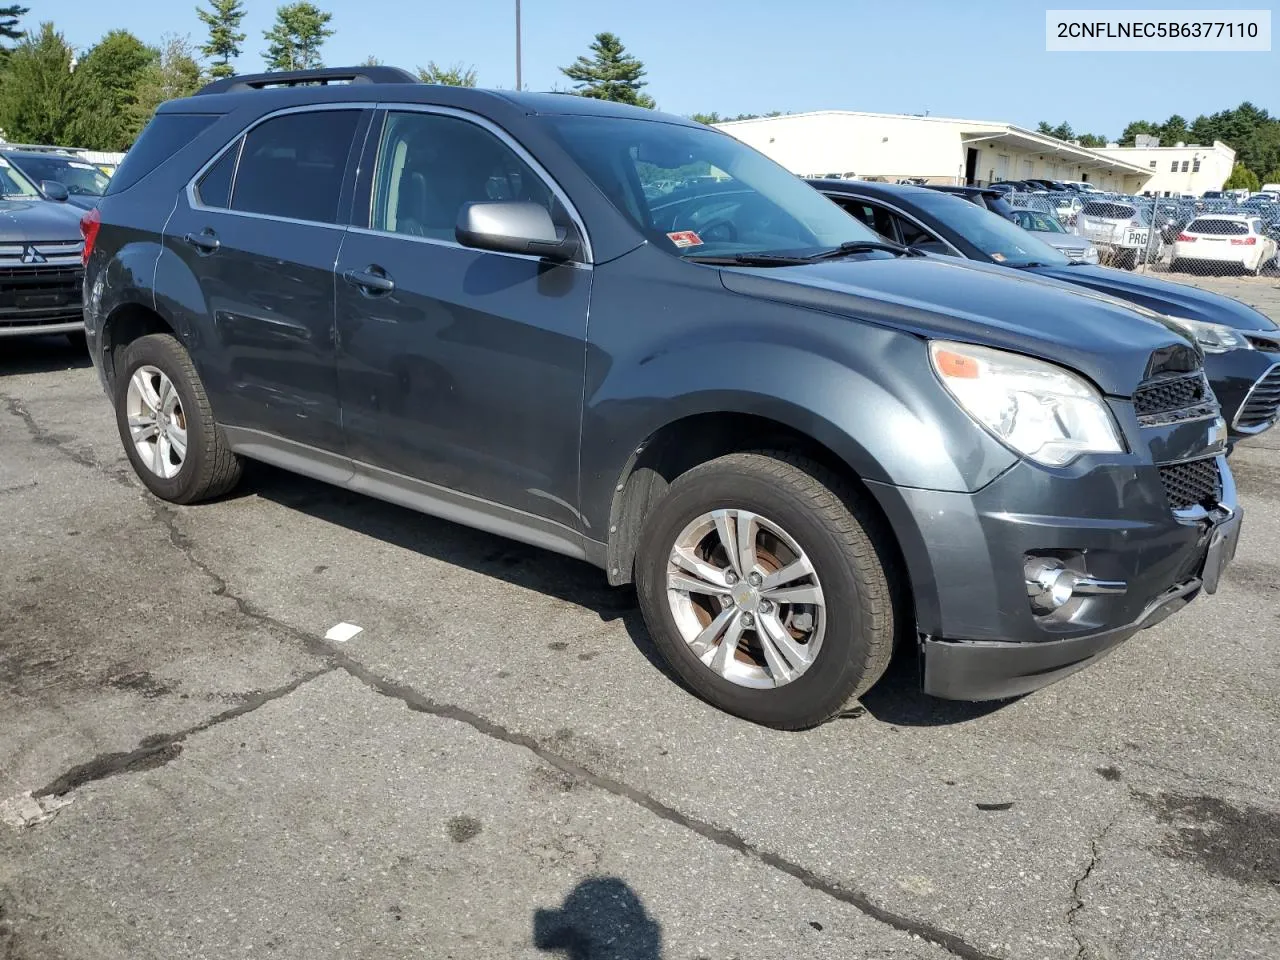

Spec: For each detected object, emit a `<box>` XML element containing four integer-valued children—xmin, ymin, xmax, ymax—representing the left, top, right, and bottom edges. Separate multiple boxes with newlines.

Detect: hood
<box><xmin>0</xmin><ymin>197</ymin><xmax>85</xmax><ymax>242</ymax></box>
<box><xmin>1037</xmin><ymin>233</ymin><xmax>1092</xmax><ymax>253</ymax></box>
<box><xmin>61</xmin><ymin>195</ymin><xmax>101</xmax><ymax>211</ymax></box>
<box><xmin>718</xmin><ymin>255</ymin><xmax>1193</xmax><ymax>397</ymax></box>
<box><xmin>1027</xmin><ymin>263</ymin><xmax>1277</xmax><ymax>332</ymax></box>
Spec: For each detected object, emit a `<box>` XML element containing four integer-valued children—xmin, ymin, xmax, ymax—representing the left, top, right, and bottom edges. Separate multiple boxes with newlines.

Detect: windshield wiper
<box><xmin>803</xmin><ymin>240</ymin><xmax>918</xmax><ymax>261</ymax></box>
<box><xmin>684</xmin><ymin>253</ymin><xmax>812</xmax><ymax>266</ymax></box>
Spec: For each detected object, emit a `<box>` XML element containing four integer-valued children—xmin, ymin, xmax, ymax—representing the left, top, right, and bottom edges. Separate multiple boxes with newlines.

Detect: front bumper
<box><xmin>867</xmin><ymin>442</ymin><xmax>1240</xmax><ymax>701</ymax></box>
<box><xmin>0</xmin><ymin>318</ymin><xmax>84</xmax><ymax>338</ymax></box>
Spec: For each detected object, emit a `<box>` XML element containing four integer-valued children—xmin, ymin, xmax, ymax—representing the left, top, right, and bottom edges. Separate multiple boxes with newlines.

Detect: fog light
<box><xmin>1025</xmin><ymin>558</ymin><xmax>1074</xmax><ymax>614</ymax></box>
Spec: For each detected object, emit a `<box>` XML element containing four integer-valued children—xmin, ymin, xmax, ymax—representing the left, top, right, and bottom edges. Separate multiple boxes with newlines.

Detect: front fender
<box><xmin>579</xmin><ymin>306</ymin><xmax>1016</xmax><ymax>535</ymax></box>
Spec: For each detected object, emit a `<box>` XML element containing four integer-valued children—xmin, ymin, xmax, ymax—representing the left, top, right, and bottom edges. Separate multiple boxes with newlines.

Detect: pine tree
<box><xmin>69</xmin><ymin>30</ymin><xmax>160</xmax><ymax>150</ymax></box>
<box><xmin>417</xmin><ymin>61</ymin><xmax>477</xmax><ymax>87</ymax></box>
<box><xmin>0</xmin><ymin>4</ymin><xmax>27</xmax><ymax>46</ymax></box>
<box><xmin>263</xmin><ymin>2</ymin><xmax>334</xmax><ymax>72</ymax></box>
<box><xmin>197</xmin><ymin>0</ymin><xmax>246</xmax><ymax>80</ymax></box>
<box><xmin>560</xmin><ymin>32</ymin><xmax>654</xmax><ymax>109</ymax></box>
<box><xmin>0</xmin><ymin>23</ymin><xmax>78</xmax><ymax>144</ymax></box>
<box><xmin>132</xmin><ymin>35</ymin><xmax>204</xmax><ymax>137</ymax></box>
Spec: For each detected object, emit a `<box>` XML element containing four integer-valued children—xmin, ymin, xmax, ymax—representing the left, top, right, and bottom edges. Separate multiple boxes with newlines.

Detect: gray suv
<box><xmin>83</xmin><ymin>68</ymin><xmax>1240</xmax><ymax>729</ymax></box>
<box><xmin>0</xmin><ymin>155</ymin><xmax>86</xmax><ymax>342</ymax></box>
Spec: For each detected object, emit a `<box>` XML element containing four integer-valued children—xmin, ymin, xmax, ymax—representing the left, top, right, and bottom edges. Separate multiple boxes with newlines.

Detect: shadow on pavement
<box><xmin>241</xmin><ymin>461</ymin><xmax>678</xmax><ymax>685</ymax></box>
<box><xmin>534</xmin><ymin>877</ymin><xmax>661</xmax><ymax>960</ymax></box>
<box><xmin>0</xmin><ymin>334</ymin><xmax>92</xmax><ymax>377</ymax></box>
<box><xmin>858</xmin><ymin>647</ymin><xmax>1016</xmax><ymax>727</ymax></box>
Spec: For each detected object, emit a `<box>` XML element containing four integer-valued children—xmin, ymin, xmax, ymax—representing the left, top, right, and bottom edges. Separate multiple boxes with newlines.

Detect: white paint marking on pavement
<box><xmin>324</xmin><ymin>622</ymin><xmax>364</xmax><ymax>643</ymax></box>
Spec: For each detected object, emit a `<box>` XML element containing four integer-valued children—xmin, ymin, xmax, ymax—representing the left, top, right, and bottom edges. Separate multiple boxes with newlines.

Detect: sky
<box><xmin>55</xmin><ymin>0</ymin><xmax>1278</xmax><ymax>139</ymax></box>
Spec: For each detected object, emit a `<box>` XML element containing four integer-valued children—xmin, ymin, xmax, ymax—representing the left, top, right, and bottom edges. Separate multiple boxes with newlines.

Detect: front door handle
<box><xmin>184</xmin><ymin>229</ymin><xmax>220</xmax><ymax>254</ymax></box>
<box><xmin>343</xmin><ymin>265</ymin><xmax>395</xmax><ymax>296</ymax></box>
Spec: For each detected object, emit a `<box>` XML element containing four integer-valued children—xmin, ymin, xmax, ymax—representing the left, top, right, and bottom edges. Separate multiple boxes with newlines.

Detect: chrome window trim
<box><xmin>358</xmin><ymin>103</ymin><xmax>594</xmax><ymax>265</ymax></box>
<box><xmin>184</xmin><ymin>102</ymin><xmax>377</xmax><ymax>225</ymax></box>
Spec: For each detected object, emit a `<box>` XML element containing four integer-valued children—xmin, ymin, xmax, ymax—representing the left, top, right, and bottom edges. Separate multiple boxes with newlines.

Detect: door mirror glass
<box><xmin>40</xmin><ymin>180</ymin><xmax>70</xmax><ymax>202</ymax></box>
<box><xmin>456</xmin><ymin>201</ymin><xmax>579</xmax><ymax>261</ymax></box>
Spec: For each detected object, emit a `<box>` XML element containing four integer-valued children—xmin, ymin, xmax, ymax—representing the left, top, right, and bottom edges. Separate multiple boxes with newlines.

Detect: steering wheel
<box><xmin>696</xmin><ymin>219</ymin><xmax>738</xmax><ymax>244</ymax></box>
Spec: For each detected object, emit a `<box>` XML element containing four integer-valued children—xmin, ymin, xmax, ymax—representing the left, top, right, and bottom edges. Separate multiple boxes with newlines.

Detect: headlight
<box><xmin>1083</xmin><ymin>245</ymin><xmax>1100</xmax><ymax>264</ymax></box>
<box><xmin>929</xmin><ymin>341</ymin><xmax>1124</xmax><ymax>466</ymax></box>
<box><xmin>1161</xmin><ymin>316</ymin><xmax>1247</xmax><ymax>354</ymax></box>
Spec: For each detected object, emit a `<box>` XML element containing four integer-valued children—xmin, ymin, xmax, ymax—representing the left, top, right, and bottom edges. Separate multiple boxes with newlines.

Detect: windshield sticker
<box><xmin>991</xmin><ymin>252</ymin><xmax>1007</xmax><ymax>262</ymax></box>
<box><xmin>667</xmin><ymin>230</ymin><xmax>703</xmax><ymax>248</ymax></box>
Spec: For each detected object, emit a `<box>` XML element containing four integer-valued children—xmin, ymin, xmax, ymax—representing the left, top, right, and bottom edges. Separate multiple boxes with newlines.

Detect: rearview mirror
<box><xmin>455</xmin><ymin>201</ymin><xmax>580</xmax><ymax>262</ymax></box>
<box><xmin>41</xmin><ymin>180</ymin><xmax>70</xmax><ymax>202</ymax></box>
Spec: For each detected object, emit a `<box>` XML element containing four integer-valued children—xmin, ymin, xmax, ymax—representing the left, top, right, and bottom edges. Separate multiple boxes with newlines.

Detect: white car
<box><xmin>1076</xmin><ymin>200</ymin><xmax>1162</xmax><ymax>270</ymax></box>
<box><xmin>1172</xmin><ymin>214</ymin><xmax>1278</xmax><ymax>276</ymax></box>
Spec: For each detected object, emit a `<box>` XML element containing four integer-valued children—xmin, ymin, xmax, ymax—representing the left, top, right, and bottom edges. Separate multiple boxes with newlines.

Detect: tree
<box><xmin>197</xmin><ymin>0</ymin><xmax>246</xmax><ymax>80</ymax></box>
<box><xmin>0</xmin><ymin>3</ymin><xmax>27</xmax><ymax>47</ymax></box>
<box><xmin>262</xmin><ymin>2</ymin><xmax>334</xmax><ymax>71</ymax></box>
<box><xmin>560</xmin><ymin>32</ymin><xmax>654</xmax><ymax>108</ymax></box>
<box><xmin>131</xmin><ymin>35</ymin><xmax>203</xmax><ymax>135</ymax></box>
<box><xmin>1036</xmin><ymin>121</ymin><xmax>1053</xmax><ymax>136</ymax></box>
<box><xmin>1223</xmin><ymin>162</ymin><xmax>1259</xmax><ymax>192</ymax></box>
<box><xmin>0</xmin><ymin>22</ymin><xmax>78</xmax><ymax>143</ymax></box>
<box><xmin>417</xmin><ymin>61</ymin><xmax>477</xmax><ymax>86</ymax></box>
<box><xmin>1077</xmin><ymin>133</ymin><xmax>1109</xmax><ymax>147</ymax></box>
<box><xmin>1159</xmin><ymin>113</ymin><xmax>1188</xmax><ymax>145</ymax></box>
<box><xmin>1263</xmin><ymin>169</ymin><xmax>1280</xmax><ymax>187</ymax></box>
<box><xmin>68</xmin><ymin>30</ymin><xmax>159</xmax><ymax>150</ymax></box>
<box><xmin>361</xmin><ymin>54</ymin><xmax>382</xmax><ymax>66</ymax></box>
<box><xmin>690</xmin><ymin>112</ymin><xmax>722</xmax><ymax>125</ymax></box>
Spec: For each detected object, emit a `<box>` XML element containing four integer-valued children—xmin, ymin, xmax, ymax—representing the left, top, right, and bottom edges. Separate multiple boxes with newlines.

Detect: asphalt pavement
<box><xmin>2</xmin><ymin>324</ymin><xmax>1278</xmax><ymax>960</ymax></box>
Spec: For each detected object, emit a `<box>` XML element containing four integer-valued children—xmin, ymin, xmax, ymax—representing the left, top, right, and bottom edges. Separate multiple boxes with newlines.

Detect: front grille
<box><xmin>1244</xmin><ymin>331</ymin><xmax>1280</xmax><ymax>352</ymax></box>
<box><xmin>1159</xmin><ymin>458</ymin><xmax>1223</xmax><ymax>511</ymax></box>
<box><xmin>0</xmin><ymin>264</ymin><xmax>84</xmax><ymax>326</ymax></box>
<box><xmin>1235</xmin><ymin>364</ymin><xmax>1280</xmax><ymax>432</ymax></box>
<box><xmin>1133</xmin><ymin>371</ymin><xmax>1215</xmax><ymax>425</ymax></box>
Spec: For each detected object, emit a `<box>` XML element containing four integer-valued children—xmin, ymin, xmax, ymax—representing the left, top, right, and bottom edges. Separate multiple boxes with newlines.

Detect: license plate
<box><xmin>1126</xmin><ymin>230</ymin><xmax>1149</xmax><ymax>247</ymax></box>
<box><xmin>1201</xmin><ymin>508</ymin><xmax>1242</xmax><ymax>595</ymax></box>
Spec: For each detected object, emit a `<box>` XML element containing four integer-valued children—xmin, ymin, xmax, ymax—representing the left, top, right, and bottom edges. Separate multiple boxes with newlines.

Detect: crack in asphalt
<box><xmin>1065</xmin><ymin>818</ymin><xmax>1118</xmax><ymax>960</ymax></box>
<box><xmin>9</xmin><ymin>395</ymin><xmax>1003</xmax><ymax>960</ymax></box>
<box><xmin>33</xmin><ymin>668</ymin><xmax>336</xmax><ymax>798</ymax></box>
<box><xmin>150</xmin><ymin>505</ymin><xmax>1003</xmax><ymax>960</ymax></box>
<box><xmin>0</xmin><ymin>393</ymin><xmax>134</xmax><ymax>489</ymax></box>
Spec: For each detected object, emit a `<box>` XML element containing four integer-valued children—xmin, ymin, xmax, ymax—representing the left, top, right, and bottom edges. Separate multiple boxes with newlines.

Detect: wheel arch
<box><xmin>99</xmin><ymin>300</ymin><xmax>180</xmax><ymax>388</ymax></box>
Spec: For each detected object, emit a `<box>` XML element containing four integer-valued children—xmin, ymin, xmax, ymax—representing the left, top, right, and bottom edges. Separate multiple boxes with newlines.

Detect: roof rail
<box><xmin>196</xmin><ymin>66</ymin><xmax>419</xmax><ymax>96</ymax></box>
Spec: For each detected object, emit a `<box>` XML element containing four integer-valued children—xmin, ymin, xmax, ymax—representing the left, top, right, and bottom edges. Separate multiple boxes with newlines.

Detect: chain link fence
<box><xmin>1005</xmin><ymin>189</ymin><xmax>1280</xmax><ymax>280</ymax></box>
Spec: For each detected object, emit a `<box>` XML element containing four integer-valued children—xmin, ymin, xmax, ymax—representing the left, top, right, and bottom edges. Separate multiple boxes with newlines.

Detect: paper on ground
<box><xmin>324</xmin><ymin>622</ymin><xmax>363</xmax><ymax>643</ymax></box>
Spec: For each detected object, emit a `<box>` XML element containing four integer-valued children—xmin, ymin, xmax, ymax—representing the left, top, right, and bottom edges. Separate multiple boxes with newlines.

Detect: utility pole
<box><xmin>515</xmin><ymin>0</ymin><xmax>522</xmax><ymax>91</ymax></box>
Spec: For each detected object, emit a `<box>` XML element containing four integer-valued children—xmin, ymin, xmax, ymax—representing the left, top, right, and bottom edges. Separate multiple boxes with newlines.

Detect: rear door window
<box><xmin>196</xmin><ymin>139</ymin><xmax>240</xmax><ymax>208</ymax></box>
<box><xmin>230</xmin><ymin>110</ymin><xmax>361</xmax><ymax>223</ymax></box>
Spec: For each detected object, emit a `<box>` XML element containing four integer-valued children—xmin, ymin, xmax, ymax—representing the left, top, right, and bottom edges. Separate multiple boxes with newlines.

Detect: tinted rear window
<box><xmin>1082</xmin><ymin>202</ymin><xmax>1135</xmax><ymax>219</ymax></box>
<box><xmin>1186</xmin><ymin>218</ymin><xmax>1248</xmax><ymax>235</ymax></box>
<box><xmin>105</xmin><ymin>113</ymin><xmax>219</xmax><ymax>195</ymax></box>
<box><xmin>230</xmin><ymin>110</ymin><xmax>360</xmax><ymax>223</ymax></box>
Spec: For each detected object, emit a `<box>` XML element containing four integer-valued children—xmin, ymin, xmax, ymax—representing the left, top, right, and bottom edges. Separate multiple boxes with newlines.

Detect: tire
<box><xmin>635</xmin><ymin>451</ymin><xmax>897</xmax><ymax>730</ymax></box>
<box><xmin>1169</xmin><ymin>258</ymin><xmax>1183</xmax><ymax>274</ymax></box>
<box><xmin>112</xmin><ymin>333</ymin><xmax>242</xmax><ymax>504</ymax></box>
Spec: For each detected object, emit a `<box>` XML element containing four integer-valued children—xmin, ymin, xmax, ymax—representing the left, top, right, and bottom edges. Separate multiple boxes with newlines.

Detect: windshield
<box><xmin>912</xmin><ymin>191</ymin><xmax>1069</xmax><ymax>266</ymax></box>
<box><xmin>544</xmin><ymin>116</ymin><xmax>881</xmax><ymax>259</ymax></box>
<box><xmin>9</xmin><ymin>155</ymin><xmax>110</xmax><ymax>196</ymax></box>
<box><xmin>0</xmin><ymin>157</ymin><xmax>41</xmax><ymax>198</ymax></box>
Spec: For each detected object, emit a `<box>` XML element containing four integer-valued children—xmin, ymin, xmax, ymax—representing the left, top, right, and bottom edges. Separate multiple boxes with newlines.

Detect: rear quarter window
<box><xmin>1187</xmin><ymin>219</ymin><xmax>1248</xmax><ymax>235</ymax></box>
<box><xmin>105</xmin><ymin>113</ymin><xmax>220</xmax><ymax>195</ymax></box>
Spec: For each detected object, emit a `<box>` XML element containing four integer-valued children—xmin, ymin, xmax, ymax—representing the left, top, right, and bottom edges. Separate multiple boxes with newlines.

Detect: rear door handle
<box><xmin>184</xmin><ymin>229</ymin><xmax>220</xmax><ymax>254</ymax></box>
<box><xmin>343</xmin><ymin>265</ymin><xmax>395</xmax><ymax>296</ymax></box>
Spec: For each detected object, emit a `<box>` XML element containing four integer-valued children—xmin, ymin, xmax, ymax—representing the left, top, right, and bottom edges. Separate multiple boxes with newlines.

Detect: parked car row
<box><xmin>66</xmin><ymin>67</ymin><xmax>1260</xmax><ymax>729</ymax></box>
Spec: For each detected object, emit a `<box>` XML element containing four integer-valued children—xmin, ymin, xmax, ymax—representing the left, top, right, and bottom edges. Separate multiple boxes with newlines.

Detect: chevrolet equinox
<box><xmin>82</xmin><ymin>68</ymin><xmax>1242</xmax><ymax>729</ymax></box>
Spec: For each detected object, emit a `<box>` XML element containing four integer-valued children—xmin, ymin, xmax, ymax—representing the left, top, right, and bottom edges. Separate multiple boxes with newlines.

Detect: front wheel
<box><xmin>635</xmin><ymin>451</ymin><xmax>898</xmax><ymax>729</ymax></box>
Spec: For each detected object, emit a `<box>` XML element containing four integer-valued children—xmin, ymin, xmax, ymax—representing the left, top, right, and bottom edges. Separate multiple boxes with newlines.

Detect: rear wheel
<box><xmin>112</xmin><ymin>333</ymin><xmax>242</xmax><ymax>503</ymax></box>
<box><xmin>635</xmin><ymin>451</ymin><xmax>897</xmax><ymax>729</ymax></box>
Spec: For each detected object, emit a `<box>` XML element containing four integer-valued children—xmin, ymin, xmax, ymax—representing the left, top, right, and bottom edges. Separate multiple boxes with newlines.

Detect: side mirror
<box><xmin>41</xmin><ymin>180</ymin><xmax>70</xmax><ymax>202</ymax></box>
<box><xmin>455</xmin><ymin>201</ymin><xmax>580</xmax><ymax>262</ymax></box>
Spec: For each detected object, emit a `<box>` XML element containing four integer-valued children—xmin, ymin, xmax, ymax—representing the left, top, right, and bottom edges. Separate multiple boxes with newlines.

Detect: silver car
<box><xmin>1006</xmin><ymin>207</ymin><xmax>1099</xmax><ymax>263</ymax></box>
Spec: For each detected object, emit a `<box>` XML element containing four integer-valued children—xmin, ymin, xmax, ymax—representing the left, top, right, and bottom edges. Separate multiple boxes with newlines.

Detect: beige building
<box><xmin>1090</xmin><ymin>140</ymin><xmax>1235</xmax><ymax>197</ymax></box>
<box><xmin>715</xmin><ymin>111</ymin><xmax>1151</xmax><ymax>193</ymax></box>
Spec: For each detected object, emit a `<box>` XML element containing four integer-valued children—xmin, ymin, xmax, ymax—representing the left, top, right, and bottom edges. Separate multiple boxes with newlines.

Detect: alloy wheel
<box><xmin>125</xmin><ymin>365</ymin><xmax>187</xmax><ymax>479</ymax></box>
